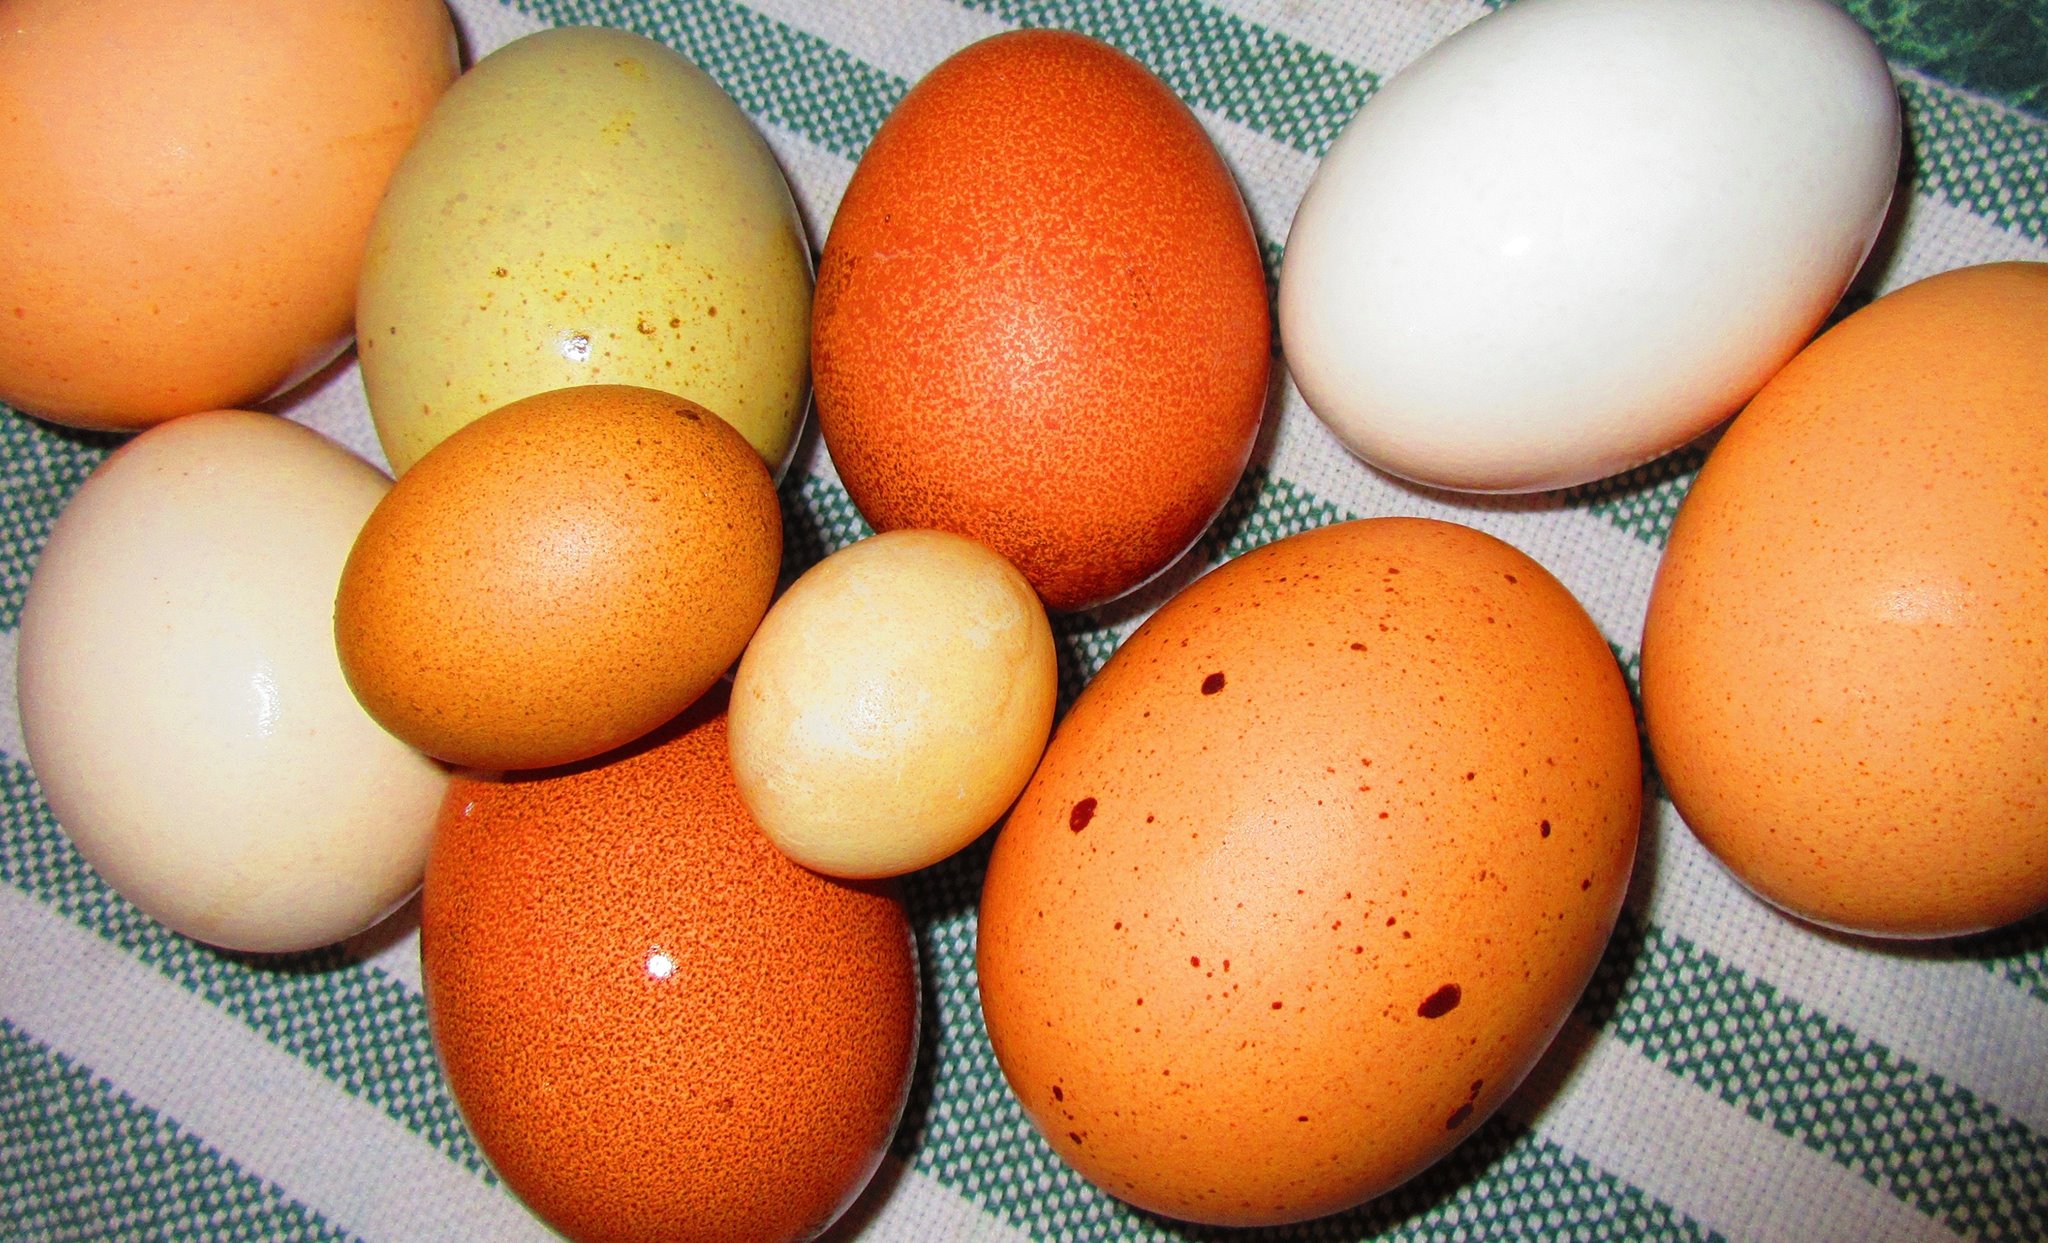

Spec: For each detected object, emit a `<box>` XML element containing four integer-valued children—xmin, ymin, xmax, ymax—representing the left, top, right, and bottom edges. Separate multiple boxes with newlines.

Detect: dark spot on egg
<box><xmin>1052</xmin><ymin>1085</ymin><xmax>1064</xmax><ymax>1102</ymax></box>
<box><xmin>1418</xmin><ymin>984</ymin><xmax>1462</xmax><ymax>1018</ymax></box>
<box><xmin>1201</xmin><ymin>672</ymin><xmax>1226</xmax><ymax>695</ymax></box>
<box><xmin>1070</xmin><ymin>797</ymin><xmax>1097</xmax><ymax>832</ymax></box>
<box><xmin>1541</xmin><ymin>819</ymin><xmax>1552</xmax><ymax>838</ymax></box>
<box><xmin>1446</xmin><ymin>1103</ymin><xmax>1474</xmax><ymax>1130</ymax></box>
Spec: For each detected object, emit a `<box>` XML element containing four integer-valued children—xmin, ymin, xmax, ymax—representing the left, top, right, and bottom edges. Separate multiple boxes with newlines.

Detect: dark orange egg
<box><xmin>421</xmin><ymin>693</ymin><xmax>919</xmax><ymax>1243</ymax></box>
<box><xmin>812</xmin><ymin>30</ymin><xmax>1271</xmax><ymax>612</ymax></box>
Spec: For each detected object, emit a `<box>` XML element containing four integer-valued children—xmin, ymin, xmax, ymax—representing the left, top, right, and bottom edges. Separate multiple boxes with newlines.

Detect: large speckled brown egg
<box><xmin>1641</xmin><ymin>262</ymin><xmax>2048</xmax><ymax>939</ymax></box>
<box><xmin>812</xmin><ymin>30</ymin><xmax>1270</xmax><ymax>613</ymax></box>
<box><xmin>334</xmin><ymin>384</ymin><xmax>779</xmax><ymax>771</ymax></box>
<box><xmin>423</xmin><ymin>692</ymin><xmax>918</xmax><ymax>1243</ymax></box>
<box><xmin>0</xmin><ymin>0</ymin><xmax>455</xmax><ymax>429</ymax></box>
<box><xmin>977</xmin><ymin>518</ymin><xmax>1641</xmax><ymax>1226</ymax></box>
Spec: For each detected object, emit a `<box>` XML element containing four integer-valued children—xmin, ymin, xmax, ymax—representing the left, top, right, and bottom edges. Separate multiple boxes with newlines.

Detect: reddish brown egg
<box><xmin>812</xmin><ymin>30</ymin><xmax>1270</xmax><ymax>612</ymax></box>
<box><xmin>422</xmin><ymin>692</ymin><xmax>919</xmax><ymax>1243</ymax></box>
<box><xmin>978</xmin><ymin>518</ymin><xmax>1641</xmax><ymax>1225</ymax></box>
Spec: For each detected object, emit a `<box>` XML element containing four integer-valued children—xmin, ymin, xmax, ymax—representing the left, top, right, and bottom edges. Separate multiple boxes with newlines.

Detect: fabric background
<box><xmin>2</xmin><ymin>0</ymin><xmax>2044</xmax><ymax>1239</ymax></box>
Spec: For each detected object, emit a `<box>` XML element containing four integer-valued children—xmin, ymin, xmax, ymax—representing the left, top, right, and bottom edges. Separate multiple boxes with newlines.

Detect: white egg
<box><xmin>1277</xmin><ymin>0</ymin><xmax>1899</xmax><ymax>493</ymax></box>
<box><xmin>16</xmin><ymin>411</ymin><xmax>447</xmax><ymax>953</ymax></box>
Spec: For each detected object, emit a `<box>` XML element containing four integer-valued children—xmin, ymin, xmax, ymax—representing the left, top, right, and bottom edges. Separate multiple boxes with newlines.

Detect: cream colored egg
<box><xmin>730</xmin><ymin>530</ymin><xmax>1056</xmax><ymax>878</ymax></box>
<box><xmin>16</xmin><ymin>412</ymin><xmax>448</xmax><ymax>953</ymax></box>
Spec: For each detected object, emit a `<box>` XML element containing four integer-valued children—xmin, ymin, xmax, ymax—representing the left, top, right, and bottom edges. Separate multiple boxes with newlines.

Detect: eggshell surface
<box><xmin>334</xmin><ymin>385</ymin><xmax>780</xmax><ymax>771</ymax></box>
<box><xmin>358</xmin><ymin>26</ymin><xmax>811</xmax><ymax>475</ymax></box>
<box><xmin>813</xmin><ymin>30</ymin><xmax>1270</xmax><ymax>612</ymax></box>
<box><xmin>0</xmin><ymin>0</ymin><xmax>456</xmax><ymax>430</ymax></box>
<box><xmin>1641</xmin><ymin>262</ymin><xmax>2048</xmax><ymax>939</ymax></box>
<box><xmin>15</xmin><ymin>412</ymin><xmax>448</xmax><ymax>952</ymax></box>
<box><xmin>977</xmin><ymin>518</ymin><xmax>1641</xmax><ymax>1225</ymax></box>
<box><xmin>423</xmin><ymin>693</ymin><xmax>918</xmax><ymax>1243</ymax></box>
<box><xmin>730</xmin><ymin>530</ymin><xmax>1056</xmax><ymax>878</ymax></box>
<box><xmin>1278</xmin><ymin>0</ymin><xmax>1899</xmax><ymax>492</ymax></box>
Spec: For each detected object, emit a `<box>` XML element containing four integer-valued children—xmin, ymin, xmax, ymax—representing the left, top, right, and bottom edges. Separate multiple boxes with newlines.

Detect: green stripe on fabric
<box><xmin>953</xmin><ymin>0</ymin><xmax>1376</xmax><ymax>157</ymax></box>
<box><xmin>0</xmin><ymin>763</ymin><xmax>490</xmax><ymax>1181</ymax></box>
<box><xmin>1585</xmin><ymin>910</ymin><xmax>2048</xmax><ymax>1241</ymax></box>
<box><xmin>1847</xmin><ymin>0</ymin><xmax>2048</xmax><ymax>120</ymax></box>
<box><xmin>515</xmin><ymin>0</ymin><xmax>904</xmax><ymax>161</ymax></box>
<box><xmin>1955</xmin><ymin>918</ymin><xmax>2048</xmax><ymax>1007</ymax></box>
<box><xmin>0</xmin><ymin>410</ymin><xmax>117</xmax><ymax>631</ymax></box>
<box><xmin>0</xmin><ymin>1020</ymin><xmax>350</xmax><ymax>1243</ymax></box>
<box><xmin>1901</xmin><ymin>75</ymin><xmax>2048</xmax><ymax>243</ymax></box>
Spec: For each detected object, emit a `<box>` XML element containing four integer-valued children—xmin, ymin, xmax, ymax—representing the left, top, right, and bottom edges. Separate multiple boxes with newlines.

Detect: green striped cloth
<box><xmin>4</xmin><ymin>0</ymin><xmax>2044</xmax><ymax>1239</ymax></box>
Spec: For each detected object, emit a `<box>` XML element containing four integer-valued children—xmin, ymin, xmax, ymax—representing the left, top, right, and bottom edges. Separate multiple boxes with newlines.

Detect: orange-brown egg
<box><xmin>334</xmin><ymin>385</ymin><xmax>780</xmax><ymax>771</ymax></box>
<box><xmin>1641</xmin><ymin>262</ymin><xmax>2048</xmax><ymax>938</ymax></box>
<box><xmin>977</xmin><ymin>518</ymin><xmax>1641</xmax><ymax>1226</ymax></box>
<box><xmin>0</xmin><ymin>0</ymin><xmax>456</xmax><ymax>429</ymax></box>
<box><xmin>812</xmin><ymin>30</ymin><xmax>1270</xmax><ymax>612</ymax></box>
<box><xmin>423</xmin><ymin>692</ymin><xmax>918</xmax><ymax>1243</ymax></box>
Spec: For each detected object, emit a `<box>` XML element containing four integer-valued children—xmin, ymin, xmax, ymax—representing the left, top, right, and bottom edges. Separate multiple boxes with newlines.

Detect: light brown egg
<box><xmin>1641</xmin><ymin>262</ymin><xmax>2048</xmax><ymax>938</ymax></box>
<box><xmin>424</xmin><ymin>692</ymin><xmax>918</xmax><ymax>1243</ymax></box>
<box><xmin>334</xmin><ymin>385</ymin><xmax>780</xmax><ymax>771</ymax></box>
<box><xmin>0</xmin><ymin>0</ymin><xmax>456</xmax><ymax>429</ymax></box>
<box><xmin>977</xmin><ymin>518</ymin><xmax>1641</xmax><ymax>1226</ymax></box>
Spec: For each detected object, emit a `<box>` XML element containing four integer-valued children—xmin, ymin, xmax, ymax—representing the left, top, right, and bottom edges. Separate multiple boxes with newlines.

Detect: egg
<box><xmin>977</xmin><ymin>518</ymin><xmax>1641</xmax><ymax>1225</ymax></box>
<box><xmin>334</xmin><ymin>385</ymin><xmax>780</xmax><ymax>771</ymax></box>
<box><xmin>1640</xmin><ymin>263</ymin><xmax>2048</xmax><ymax>939</ymax></box>
<box><xmin>423</xmin><ymin>692</ymin><xmax>918</xmax><ymax>1243</ymax></box>
<box><xmin>358</xmin><ymin>26</ymin><xmax>812</xmax><ymax>476</ymax></box>
<box><xmin>812</xmin><ymin>30</ymin><xmax>1270</xmax><ymax>612</ymax></box>
<box><xmin>730</xmin><ymin>530</ymin><xmax>1056</xmax><ymax>879</ymax></box>
<box><xmin>15</xmin><ymin>411</ymin><xmax>448</xmax><ymax>952</ymax></box>
<box><xmin>1278</xmin><ymin>0</ymin><xmax>1899</xmax><ymax>492</ymax></box>
<box><xmin>0</xmin><ymin>0</ymin><xmax>456</xmax><ymax>430</ymax></box>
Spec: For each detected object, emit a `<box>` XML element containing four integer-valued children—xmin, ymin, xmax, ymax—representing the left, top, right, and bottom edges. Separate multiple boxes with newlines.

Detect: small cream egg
<box><xmin>16</xmin><ymin>412</ymin><xmax>447</xmax><ymax>953</ymax></box>
<box><xmin>1278</xmin><ymin>0</ymin><xmax>1899</xmax><ymax>492</ymax></box>
<box><xmin>730</xmin><ymin>530</ymin><xmax>1057</xmax><ymax>879</ymax></box>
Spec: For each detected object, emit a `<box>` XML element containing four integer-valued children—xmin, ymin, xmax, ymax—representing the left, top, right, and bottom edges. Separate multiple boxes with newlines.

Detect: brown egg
<box><xmin>335</xmin><ymin>385</ymin><xmax>780</xmax><ymax>771</ymax></box>
<box><xmin>977</xmin><ymin>518</ymin><xmax>1641</xmax><ymax>1226</ymax></box>
<box><xmin>0</xmin><ymin>0</ymin><xmax>456</xmax><ymax>429</ymax></box>
<box><xmin>1641</xmin><ymin>262</ymin><xmax>2048</xmax><ymax>938</ymax></box>
<box><xmin>423</xmin><ymin>692</ymin><xmax>918</xmax><ymax>1243</ymax></box>
<box><xmin>812</xmin><ymin>30</ymin><xmax>1270</xmax><ymax>612</ymax></box>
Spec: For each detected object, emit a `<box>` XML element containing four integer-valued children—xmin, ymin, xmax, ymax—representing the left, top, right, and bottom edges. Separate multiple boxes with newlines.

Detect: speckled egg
<box><xmin>0</xmin><ymin>0</ymin><xmax>456</xmax><ymax>429</ymax></box>
<box><xmin>1641</xmin><ymin>262</ymin><xmax>2048</xmax><ymax>938</ymax></box>
<box><xmin>358</xmin><ymin>25</ymin><xmax>812</xmax><ymax>475</ymax></box>
<box><xmin>977</xmin><ymin>518</ymin><xmax>1641</xmax><ymax>1225</ymax></box>
<box><xmin>423</xmin><ymin>692</ymin><xmax>918</xmax><ymax>1243</ymax></box>
<box><xmin>812</xmin><ymin>30</ymin><xmax>1270</xmax><ymax>612</ymax></box>
<box><xmin>334</xmin><ymin>384</ymin><xmax>780</xmax><ymax>771</ymax></box>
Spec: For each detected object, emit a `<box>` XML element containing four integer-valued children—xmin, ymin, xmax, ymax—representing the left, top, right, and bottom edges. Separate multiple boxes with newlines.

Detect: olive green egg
<box><xmin>357</xmin><ymin>26</ymin><xmax>811</xmax><ymax>475</ymax></box>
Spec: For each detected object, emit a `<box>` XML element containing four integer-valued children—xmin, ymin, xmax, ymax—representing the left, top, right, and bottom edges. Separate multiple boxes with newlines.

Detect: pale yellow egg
<box><xmin>730</xmin><ymin>530</ymin><xmax>1057</xmax><ymax>879</ymax></box>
